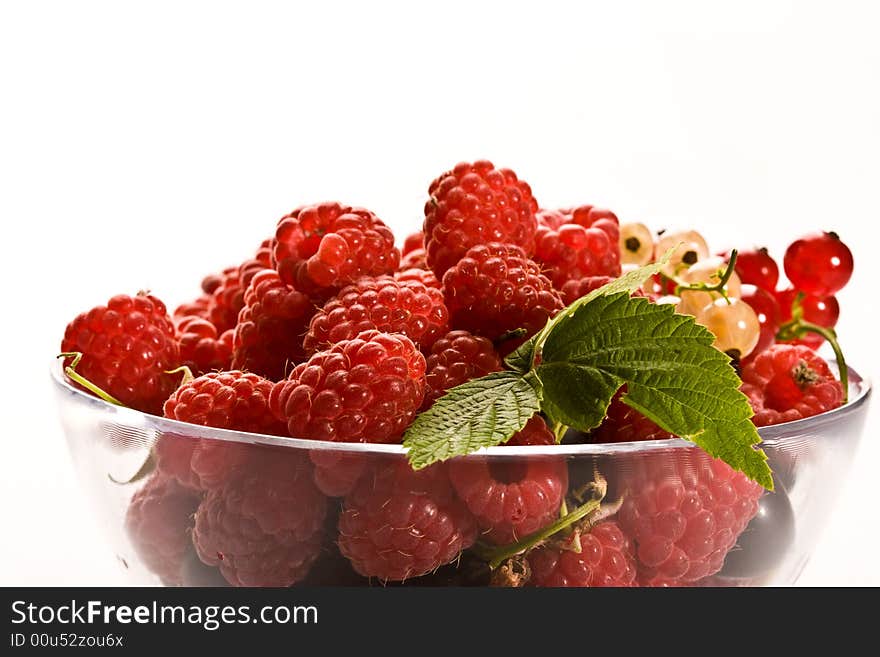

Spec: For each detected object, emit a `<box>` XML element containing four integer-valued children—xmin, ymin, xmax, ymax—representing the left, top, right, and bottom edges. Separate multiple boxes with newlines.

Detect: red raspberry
<box><xmin>442</xmin><ymin>243</ymin><xmax>564</xmax><ymax>342</ymax></box>
<box><xmin>192</xmin><ymin>449</ymin><xmax>327</xmax><ymax>586</ymax></box>
<box><xmin>395</xmin><ymin>267</ymin><xmax>439</xmax><ymax>289</ymax></box>
<box><xmin>303</xmin><ymin>277</ymin><xmax>450</xmax><ymax>355</ymax></box>
<box><xmin>173</xmin><ymin>295</ymin><xmax>211</xmax><ymax>323</ymax></box>
<box><xmin>176</xmin><ymin>316</ymin><xmax>233</xmax><ymax>375</ymax></box>
<box><xmin>424</xmin><ymin>160</ymin><xmax>538</xmax><ymax>277</ymax></box>
<box><xmin>271</xmin><ymin>330</ymin><xmax>427</xmax><ymax>443</ymax></box>
<box><xmin>124</xmin><ymin>474</ymin><xmax>200</xmax><ymax>585</ymax></box>
<box><xmin>534</xmin><ymin>210</ymin><xmax>621</xmax><ymax>287</ymax></box>
<box><xmin>61</xmin><ymin>293</ymin><xmax>180</xmax><ymax>415</ymax></box>
<box><xmin>617</xmin><ymin>450</ymin><xmax>764</xmax><ymax>586</ymax></box>
<box><xmin>273</xmin><ymin>202</ymin><xmax>399</xmax><ymax>296</ymax></box>
<box><xmin>537</xmin><ymin>208</ymin><xmax>568</xmax><ymax>230</ymax></box>
<box><xmin>448</xmin><ymin>416</ymin><xmax>567</xmax><ymax>544</ymax></box>
<box><xmin>232</xmin><ymin>269</ymin><xmax>314</xmax><ymax>381</ymax></box>
<box><xmin>559</xmin><ymin>275</ymin><xmax>614</xmax><ymax>305</ymax></box>
<box><xmin>740</xmin><ymin>344</ymin><xmax>844</xmax><ymax>427</ymax></box>
<box><xmin>529</xmin><ymin>522</ymin><xmax>637</xmax><ymax>587</ymax></box>
<box><xmin>399</xmin><ymin>248</ymin><xmax>428</xmax><ymax>271</ymax></box>
<box><xmin>207</xmin><ymin>241</ymin><xmax>275</xmax><ymax>332</ymax></box>
<box><xmin>592</xmin><ymin>389</ymin><xmax>672</xmax><ymax>443</ymax></box>
<box><xmin>160</xmin><ymin>370</ymin><xmax>287</xmax><ymax>489</ymax></box>
<box><xmin>338</xmin><ymin>460</ymin><xmax>478</xmax><ymax>581</ymax></box>
<box><xmin>423</xmin><ymin>330</ymin><xmax>502</xmax><ymax>409</ymax></box>
<box><xmin>402</xmin><ymin>231</ymin><xmax>424</xmax><ymax>256</ymax></box>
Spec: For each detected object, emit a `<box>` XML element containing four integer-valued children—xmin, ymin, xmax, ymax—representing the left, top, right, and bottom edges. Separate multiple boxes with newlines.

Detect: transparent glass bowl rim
<box><xmin>50</xmin><ymin>360</ymin><xmax>872</xmax><ymax>458</ymax></box>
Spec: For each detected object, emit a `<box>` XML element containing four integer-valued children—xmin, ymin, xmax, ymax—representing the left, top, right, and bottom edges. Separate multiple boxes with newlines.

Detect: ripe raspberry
<box><xmin>273</xmin><ymin>202</ymin><xmax>399</xmax><ymax>297</ymax></box>
<box><xmin>529</xmin><ymin>522</ymin><xmax>637</xmax><ymax>587</ymax></box>
<box><xmin>448</xmin><ymin>416</ymin><xmax>567</xmax><ymax>544</ymax></box>
<box><xmin>303</xmin><ymin>277</ymin><xmax>450</xmax><ymax>355</ymax></box>
<box><xmin>740</xmin><ymin>344</ymin><xmax>844</xmax><ymax>427</ymax></box>
<box><xmin>617</xmin><ymin>450</ymin><xmax>764</xmax><ymax>586</ymax></box>
<box><xmin>125</xmin><ymin>474</ymin><xmax>200</xmax><ymax>585</ymax></box>
<box><xmin>402</xmin><ymin>231</ymin><xmax>424</xmax><ymax>256</ymax></box>
<box><xmin>192</xmin><ymin>449</ymin><xmax>327</xmax><ymax>586</ymax></box>
<box><xmin>232</xmin><ymin>269</ymin><xmax>314</xmax><ymax>381</ymax></box>
<box><xmin>395</xmin><ymin>267</ymin><xmax>439</xmax><ymax>289</ymax></box>
<box><xmin>399</xmin><ymin>248</ymin><xmax>428</xmax><ymax>271</ymax></box>
<box><xmin>338</xmin><ymin>460</ymin><xmax>478</xmax><ymax>581</ymax></box>
<box><xmin>423</xmin><ymin>330</ymin><xmax>502</xmax><ymax>409</ymax></box>
<box><xmin>173</xmin><ymin>295</ymin><xmax>211</xmax><ymax>323</ymax></box>
<box><xmin>207</xmin><ymin>240</ymin><xmax>275</xmax><ymax>333</ymax></box>
<box><xmin>591</xmin><ymin>389</ymin><xmax>672</xmax><ymax>443</ymax></box>
<box><xmin>161</xmin><ymin>370</ymin><xmax>287</xmax><ymax>489</ymax></box>
<box><xmin>61</xmin><ymin>293</ymin><xmax>180</xmax><ymax>415</ymax></box>
<box><xmin>164</xmin><ymin>370</ymin><xmax>285</xmax><ymax>434</ymax></box>
<box><xmin>534</xmin><ymin>210</ymin><xmax>621</xmax><ymax>287</ymax></box>
<box><xmin>271</xmin><ymin>330</ymin><xmax>427</xmax><ymax>443</ymax></box>
<box><xmin>176</xmin><ymin>316</ymin><xmax>233</xmax><ymax>375</ymax></box>
<box><xmin>559</xmin><ymin>275</ymin><xmax>614</xmax><ymax>305</ymax></box>
<box><xmin>442</xmin><ymin>243</ymin><xmax>564</xmax><ymax>342</ymax></box>
<box><xmin>424</xmin><ymin>160</ymin><xmax>538</xmax><ymax>277</ymax></box>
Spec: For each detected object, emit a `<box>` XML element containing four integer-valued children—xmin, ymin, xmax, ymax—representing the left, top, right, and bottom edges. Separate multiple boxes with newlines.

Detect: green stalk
<box><xmin>58</xmin><ymin>352</ymin><xmax>124</xmax><ymax>406</ymax></box>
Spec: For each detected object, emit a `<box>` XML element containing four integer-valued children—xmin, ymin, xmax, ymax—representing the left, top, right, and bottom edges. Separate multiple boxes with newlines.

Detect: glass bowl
<box><xmin>51</xmin><ymin>360</ymin><xmax>871</xmax><ymax>587</ymax></box>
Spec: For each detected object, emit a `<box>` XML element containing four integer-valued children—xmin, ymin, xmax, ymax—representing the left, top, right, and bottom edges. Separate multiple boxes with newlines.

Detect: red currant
<box><xmin>783</xmin><ymin>232</ymin><xmax>853</xmax><ymax>297</ymax></box>
<box><xmin>725</xmin><ymin>247</ymin><xmax>779</xmax><ymax>292</ymax></box>
<box><xmin>740</xmin><ymin>284</ymin><xmax>780</xmax><ymax>357</ymax></box>
<box><xmin>776</xmin><ymin>287</ymin><xmax>840</xmax><ymax>350</ymax></box>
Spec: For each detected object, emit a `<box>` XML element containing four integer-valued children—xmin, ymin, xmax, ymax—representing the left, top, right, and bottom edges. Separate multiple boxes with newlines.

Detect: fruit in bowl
<box><xmin>53</xmin><ymin>160</ymin><xmax>869</xmax><ymax>587</ymax></box>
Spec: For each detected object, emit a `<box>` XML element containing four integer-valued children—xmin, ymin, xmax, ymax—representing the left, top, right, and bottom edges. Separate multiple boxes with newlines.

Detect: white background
<box><xmin>1</xmin><ymin>0</ymin><xmax>877</xmax><ymax>585</ymax></box>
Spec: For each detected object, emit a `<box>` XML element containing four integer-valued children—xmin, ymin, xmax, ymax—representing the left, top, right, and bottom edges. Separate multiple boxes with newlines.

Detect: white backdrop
<box><xmin>1</xmin><ymin>0</ymin><xmax>877</xmax><ymax>585</ymax></box>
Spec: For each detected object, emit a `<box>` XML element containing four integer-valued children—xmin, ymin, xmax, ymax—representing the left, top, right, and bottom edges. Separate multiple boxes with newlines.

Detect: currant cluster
<box><xmin>60</xmin><ymin>160</ymin><xmax>853</xmax><ymax>588</ymax></box>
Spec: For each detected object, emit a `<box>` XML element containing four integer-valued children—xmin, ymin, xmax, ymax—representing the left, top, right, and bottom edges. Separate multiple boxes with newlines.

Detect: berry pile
<box><xmin>60</xmin><ymin>159</ymin><xmax>854</xmax><ymax>587</ymax></box>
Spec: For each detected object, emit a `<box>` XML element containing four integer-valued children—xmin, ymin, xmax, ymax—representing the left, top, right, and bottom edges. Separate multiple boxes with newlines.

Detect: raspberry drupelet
<box><xmin>273</xmin><ymin>202</ymin><xmax>399</xmax><ymax>298</ymax></box>
<box><xmin>231</xmin><ymin>268</ymin><xmax>314</xmax><ymax>381</ymax></box>
<box><xmin>124</xmin><ymin>474</ymin><xmax>201</xmax><ymax>586</ymax></box>
<box><xmin>61</xmin><ymin>292</ymin><xmax>180</xmax><ymax>415</ymax></box>
<box><xmin>529</xmin><ymin>521</ymin><xmax>637</xmax><ymax>587</ymax></box>
<box><xmin>424</xmin><ymin>160</ymin><xmax>538</xmax><ymax>277</ymax></box>
<box><xmin>591</xmin><ymin>389</ymin><xmax>673</xmax><ymax>443</ymax></box>
<box><xmin>270</xmin><ymin>330</ymin><xmax>427</xmax><ymax>443</ymax></box>
<box><xmin>192</xmin><ymin>449</ymin><xmax>327</xmax><ymax>587</ymax></box>
<box><xmin>442</xmin><ymin>243</ymin><xmax>564</xmax><ymax>343</ymax></box>
<box><xmin>422</xmin><ymin>330</ymin><xmax>503</xmax><ymax>409</ymax></box>
<box><xmin>338</xmin><ymin>459</ymin><xmax>478</xmax><ymax>581</ymax></box>
<box><xmin>303</xmin><ymin>276</ymin><xmax>450</xmax><ymax>355</ymax></box>
<box><xmin>448</xmin><ymin>415</ymin><xmax>568</xmax><ymax>544</ymax></box>
<box><xmin>740</xmin><ymin>344</ymin><xmax>844</xmax><ymax>427</ymax></box>
<box><xmin>617</xmin><ymin>450</ymin><xmax>764</xmax><ymax>586</ymax></box>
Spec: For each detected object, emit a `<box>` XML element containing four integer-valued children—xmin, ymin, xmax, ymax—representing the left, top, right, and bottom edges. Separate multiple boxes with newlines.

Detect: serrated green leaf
<box><xmin>503</xmin><ymin>252</ymin><xmax>672</xmax><ymax>373</ymax></box>
<box><xmin>535</xmin><ymin>292</ymin><xmax>772</xmax><ymax>489</ymax></box>
<box><xmin>404</xmin><ymin>371</ymin><xmax>543</xmax><ymax>469</ymax></box>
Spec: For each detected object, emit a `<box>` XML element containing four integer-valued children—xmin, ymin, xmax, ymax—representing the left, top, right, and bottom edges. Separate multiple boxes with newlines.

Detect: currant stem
<box><xmin>58</xmin><ymin>352</ymin><xmax>124</xmax><ymax>406</ymax></box>
<box><xmin>675</xmin><ymin>248</ymin><xmax>738</xmax><ymax>302</ymax></box>
<box><xmin>482</xmin><ymin>483</ymin><xmax>606</xmax><ymax>569</ymax></box>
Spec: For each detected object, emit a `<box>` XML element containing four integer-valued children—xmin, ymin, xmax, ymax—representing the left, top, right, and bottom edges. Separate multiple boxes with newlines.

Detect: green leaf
<box><xmin>503</xmin><ymin>252</ymin><xmax>672</xmax><ymax>373</ymax></box>
<box><xmin>404</xmin><ymin>371</ymin><xmax>543</xmax><ymax>470</ymax></box>
<box><xmin>535</xmin><ymin>292</ymin><xmax>772</xmax><ymax>489</ymax></box>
